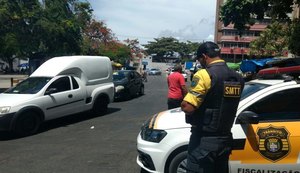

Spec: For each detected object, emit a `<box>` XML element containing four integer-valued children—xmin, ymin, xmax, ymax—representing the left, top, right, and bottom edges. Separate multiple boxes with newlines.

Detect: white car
<box><xmin>137</xmin><ymin>77</ymin><xmax>300</xmax><ymax>173</ymax></box>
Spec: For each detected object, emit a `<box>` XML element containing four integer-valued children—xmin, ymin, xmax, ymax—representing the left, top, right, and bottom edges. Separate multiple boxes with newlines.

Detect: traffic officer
<box><xmin>181</xmin><ymin>41</ymin><xmax>244</xmax><ymax>173</ymax></box>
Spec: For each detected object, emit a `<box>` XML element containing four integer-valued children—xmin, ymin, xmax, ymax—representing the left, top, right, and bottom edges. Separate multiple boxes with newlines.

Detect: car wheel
<box><xmin>13</xmin><ymin>111</ymin><xmax>41</xmax><ymax>136</ymax></box>
<box><xmin>168</xmin><ymin>151</ymin><xmax>187</xmax><ymax>173</ymax></box>
<box><xmin>139</xmin><ymin>85</ymin><xmax>144</xmax><ymax>95</ymax></box>
<box><xmin>93</xmin><ymin>96</ymin><xmax>108</xmax><ymax>115</ymax></box>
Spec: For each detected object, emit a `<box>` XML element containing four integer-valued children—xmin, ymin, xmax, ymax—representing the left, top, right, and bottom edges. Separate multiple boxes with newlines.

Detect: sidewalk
<box><xmin>0</xmin><ymin>74</ymin><xmax>28</xmax><ymax>92</ymax></box>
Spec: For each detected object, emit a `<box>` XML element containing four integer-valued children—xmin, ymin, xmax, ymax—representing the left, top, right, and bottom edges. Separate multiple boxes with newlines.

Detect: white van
<box><xmin>0</xmin><ymin>56</ymin><xmax>114</xmax><ymax>136</ymax></box>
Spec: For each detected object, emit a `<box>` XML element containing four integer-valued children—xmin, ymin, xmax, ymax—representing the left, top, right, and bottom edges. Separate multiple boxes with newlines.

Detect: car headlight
<box><xmin>141</xmin><ymin>118</ymin><xmax>167</xmax><ymax>143</ymax></box>
<box><xmin>141</xmin><ymin>128</ymin><xmax>167</xmax><ymax>143</ymax></box>
<box><xmin>115</xmin><ymin>85</ymin><xmax>125</xmax><ymax>93</ymax></box>
<box><xmin>0</xmin><ymin>106</ymin><xmax>10</xmax><ymax>115</ymax></box>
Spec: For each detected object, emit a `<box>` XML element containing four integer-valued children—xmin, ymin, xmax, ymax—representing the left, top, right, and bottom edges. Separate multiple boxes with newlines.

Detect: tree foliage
<box><xmin>36</xmin><ymin>0</ymin><xmax>92</xmax><ymax>57</ymax></box>
<box><xmin>124</xmin><ymin>39</ymin><xmax>144</xmax><ymax>59</ymax></box>
<box><xmin>220</xmin><ymin>0</ymin><xmax>300</xmax><ymax>56</ymax></box>
<box><xmin>249</xmin><ymin>22</ymin><xmax>289</xmax><ymax>57</ymax></box>
<box><xmin>99</xmin><ymin>41</ymin><xmax>131</xmax><ymax>65</ymax></box>
<box><xmin>0</xmin><ymin>0</ymin><xmax>93</xmax><ymax>72</ymax></box>
<box><xmin>81</xmin><ymin>19</ymin><xmax>114</xmax><ymax>55</ymax></box>
<box><xmin>80</xmin><ymin>19</ymin><xmax>130</xmax><ymax>64</ymax></box>
<box><xmin>289</xmin><ymin>19</ymin><xmax>300</xmax><ymax>56</ymax></box>
<box><xmin>143</xmin><ymin>37</ymin><xmax>200</xmax><ymax>60</ymax></box>
<box><xmin>0</xmin><ymin>0</ymin><xmax>42</xmax><ymax>72</ymax></box>
<box><xmin>220</xmin><ymin>0</ymin><xmax>299</xmax><ymax>31</ymax></box>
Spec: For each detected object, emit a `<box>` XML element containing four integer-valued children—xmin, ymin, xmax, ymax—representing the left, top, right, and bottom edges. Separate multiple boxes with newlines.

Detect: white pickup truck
<box><xmin>0</xmin><ymin>56</ymin><xmax>114</xmax><ymax>136</ymax></box>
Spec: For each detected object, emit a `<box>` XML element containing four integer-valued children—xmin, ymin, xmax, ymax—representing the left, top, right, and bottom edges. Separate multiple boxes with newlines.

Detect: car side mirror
<box><xmin>236</xmin><ymin>111</ymin><xmax>259</xmax><ymax>124</ymax></box>
<box><xmin>45</xmin><ymin>88</ymin><xmax>57</xmax><ymax>95</ymax></box>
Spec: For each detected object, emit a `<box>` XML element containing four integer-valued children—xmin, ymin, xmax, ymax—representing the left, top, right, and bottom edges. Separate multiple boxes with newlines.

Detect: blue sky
<box><xmin>87</xmin><ymin>0</ymin><xmax>217</xmax><ymax>45</ymax></box>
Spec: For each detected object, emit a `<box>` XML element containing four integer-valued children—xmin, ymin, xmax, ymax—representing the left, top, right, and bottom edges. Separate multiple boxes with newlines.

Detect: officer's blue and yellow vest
<box><xmin>184</xmin><ymin>61</ymin><xmax>244</xmax><ymax>136</ymax></box>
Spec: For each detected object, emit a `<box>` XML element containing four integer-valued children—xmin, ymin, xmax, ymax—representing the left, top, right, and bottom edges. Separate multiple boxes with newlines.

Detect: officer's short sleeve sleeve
<box><xmin>183</xmin><ymin>69</ymin><xmax>211</xmax><ymax>108</ymax></box>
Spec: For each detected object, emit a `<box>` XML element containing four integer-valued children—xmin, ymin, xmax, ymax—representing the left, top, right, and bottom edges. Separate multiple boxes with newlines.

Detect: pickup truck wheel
<box><xmin>168</xmin><ymin>151</ymin><xmax>187</xmax><ymax>173</ymax></box>
<box><xmin>93</xmin><ymin>97</ymin><xmax>108</xmax><ymax>115</ymax></box>
<box><xmin>13</xmin><ymin>111</ymin><xmax>41</xmax><ymax>136</ymax></box>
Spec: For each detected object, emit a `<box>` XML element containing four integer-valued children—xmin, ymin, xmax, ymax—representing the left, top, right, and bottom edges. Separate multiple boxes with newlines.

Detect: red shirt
<box><xmin>167</xmin><ymin>72</ymin><xmax>186</xmax><ymax>99</ymax></box>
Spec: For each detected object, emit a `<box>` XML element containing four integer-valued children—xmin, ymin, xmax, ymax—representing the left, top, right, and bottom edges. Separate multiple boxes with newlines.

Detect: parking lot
<box><xmin>0</xmin><ymin>72</ymin><xmax>174</xmax><ymax>173</ymax></box>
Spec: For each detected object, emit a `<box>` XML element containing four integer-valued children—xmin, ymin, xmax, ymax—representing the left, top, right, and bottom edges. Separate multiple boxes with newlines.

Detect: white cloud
<box><xmin>87</xmin><ymin>0</ymin><xmax>216</xmax><ymax>44</ymax></box>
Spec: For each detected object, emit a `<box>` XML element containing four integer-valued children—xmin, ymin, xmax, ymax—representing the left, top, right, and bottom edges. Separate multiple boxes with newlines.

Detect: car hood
<box><xmin>149</xmin><ymin>108</ymin><xmax>191</xmax><ymax>130</ymax></box>
<box><xmin>0</xmin><ymin>93</ymin><xmax>36</xmax><ymax>107</ymax></box>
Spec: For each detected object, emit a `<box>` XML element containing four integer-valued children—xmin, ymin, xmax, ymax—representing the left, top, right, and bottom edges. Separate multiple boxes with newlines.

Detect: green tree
<box><xmin>124</xmin><ymin>38</ymin><xmax>144</xmax><ymax>59</ymax></box>
<box><xmin>0</xmin><ymin>0</ymin><xmax>92</xmax><ymax>72</ymax></box>
<box><xmin>143</xmin><ymin>37</ymin><xmax>181</xmax><ymax>58</ymax></box>
<box><xmin>220</xmin><ymin>0</ymin><xmax>299</xmax><ymax>31</ymax></box>
<box><xmin>81</xmin><ymin>19</ymin><xmax>114</xmax><ymax>55</ymax></box>
<box><xmin>249</xmin><ymin>22</ymin><xmax>289</xmax><ymax>57</ymax></box>
<box><xmin>99</xmin><ymin>41</ymin><xmax>131</xmax><ymax>65</ymax></box>
<box><xmin>0</xmin><ymin>0</ymin><xmax>42</xmax><ymax>72</ymax></box>
<box><xmin>289</xmin><ymin>19</ymin><xmax>300</xmax><ymax>55</ymax></box>
<box><xmin>180</xmin><ymin>41</ymin><xmax>201</xmax><ymax>58</ymax></box>
<box><xmin>143</xmin><ymin>37</ymin><xmax>200</xmax><ymax>61</ymax></box>
<box><xmin>36</xmin><ymin>0</ymin><xmax>90</xmax><ymax>57</ymax></box>
<box><xmin>220</xmin><ymin>0</ymin><xmax>300</xmax><ymax>56</ymax></box>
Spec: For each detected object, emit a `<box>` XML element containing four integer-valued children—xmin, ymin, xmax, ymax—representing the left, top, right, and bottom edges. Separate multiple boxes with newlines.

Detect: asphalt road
<box><xmin>0</xmin><ymin>73</ymin><xmax>179</xmax><ymax>173</ymax></box>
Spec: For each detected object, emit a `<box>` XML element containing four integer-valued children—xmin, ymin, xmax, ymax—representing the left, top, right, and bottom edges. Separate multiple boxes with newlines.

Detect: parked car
<box><xmin>113</xmin><ymin>70</ymin><xmax>144</xmax><ymax>100</ymax></box>
<box><xmin>137</xmin><ymin>75</ymin><xmax>300</xmax><ymax>173</ymax></box>
<box><xmin>148</xmin><ymin>68</ymin><xmax>162</xmax><ymax>75</ymax></box>
<box><xmin>0</xmin><ymin>56</ymin><xmax>114</xmax><ymax>136</ymax></box>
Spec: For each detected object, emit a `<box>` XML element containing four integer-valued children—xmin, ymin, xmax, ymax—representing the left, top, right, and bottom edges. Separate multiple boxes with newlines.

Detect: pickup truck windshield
<box><xmin>4</xmin><ymin>77</ymin><xmax>52</xmax><ymax>94</ymax></box>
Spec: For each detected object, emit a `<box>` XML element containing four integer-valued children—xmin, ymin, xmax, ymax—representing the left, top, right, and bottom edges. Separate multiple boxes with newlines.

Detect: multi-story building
<box><xmin>214</xmin><ymin>0</ymin><xmax>269</xmax><ymax>62</ymax></box>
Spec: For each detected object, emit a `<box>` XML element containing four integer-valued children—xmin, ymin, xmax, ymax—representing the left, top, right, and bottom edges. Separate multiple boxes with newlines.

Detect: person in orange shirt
<box><xmin>167</xmin><ymin>64</ymin><xmax>187</xmax><ymax>109</ymax></box>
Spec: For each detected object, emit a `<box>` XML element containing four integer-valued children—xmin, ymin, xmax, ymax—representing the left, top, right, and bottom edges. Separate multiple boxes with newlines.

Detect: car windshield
<box><xmin>113</xmin><ymin>71</ymin><xmax>129</xmax><ymax>81</ymax></box>
<box><xmin>240</xmin><ymin>82</ymin><xmax>270</xmax><ymax>100</ymax></box>
<box><xmin>4</xmin><ymin>77</ymin><xmax>52</xmax><ymax>94</ymax></box>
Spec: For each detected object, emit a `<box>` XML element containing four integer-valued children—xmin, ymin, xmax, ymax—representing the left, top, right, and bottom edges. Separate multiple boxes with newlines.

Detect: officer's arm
<box><xmin>181</xmin><ymin>69</ymin><xmax>211</xmax><ymax>115</ymax></box>
<box><xmin>181</xmin><ymin>101</ymin><xmax>196</xmax><ymax>114</ymax></box>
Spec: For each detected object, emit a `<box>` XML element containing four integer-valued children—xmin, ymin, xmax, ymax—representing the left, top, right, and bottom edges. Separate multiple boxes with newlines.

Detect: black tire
<box><xmin>168</xmin><ymin>151</ymin><xmax>188</xmax><ymax>173</ymax></box>
<box><xmin>139</xmin><ymin>85</ymin><xmax>144</xmax><ymax>95</ymax></box>
<box><xmin>13</xmin><ymin>111</ymin><xmax>41</xmax><ymax>136</ymax></box>
<box><xmin>92</xmin><ymin>96</ymin><xmax>108</xmax><ymax>115</ymax></box>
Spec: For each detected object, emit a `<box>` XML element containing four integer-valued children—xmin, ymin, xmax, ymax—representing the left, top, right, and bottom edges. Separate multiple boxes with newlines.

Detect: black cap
<box><xmin>196</xmin><ymin>41</ymin><xmax>220</xmax><ymax>58</ymax></box>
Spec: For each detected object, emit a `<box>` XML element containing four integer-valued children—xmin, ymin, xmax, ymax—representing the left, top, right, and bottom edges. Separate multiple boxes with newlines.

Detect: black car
<box><xmin>113</xmin><ymin>70</ymin><xmax>144</xmax><ymax>100</ymax></box>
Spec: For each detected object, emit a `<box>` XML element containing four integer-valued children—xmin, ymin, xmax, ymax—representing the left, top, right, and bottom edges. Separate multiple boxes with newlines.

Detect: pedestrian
<box><xmin>181</xmin><ymin>41</ymin><xmax>244</xmax><ymax>173</ymax></box>
<box><xmin>142</xmin><ymin>69</ymin><xmax>147</xmax><ymax>82</ymax></box>
<box><xmin>167</xmin><ymin>64</ymin><xmax>187</xmax><ymax>109</ymax></box>
<box><xmin>140</xmin><ymin>68</ymin><xmax>147</xmax><ymax>82</ymax></box>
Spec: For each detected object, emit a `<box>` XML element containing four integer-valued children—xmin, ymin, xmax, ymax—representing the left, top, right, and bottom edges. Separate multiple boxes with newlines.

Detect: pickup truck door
<box><xmin>230</xmin><ymin>88</ymin><xmax>300</xmax><ymax>172</ymax></box>
<box><xmin>42</xmin><ymin>76</ymin><xmax>85</xmax><ymax>120</ymax></box>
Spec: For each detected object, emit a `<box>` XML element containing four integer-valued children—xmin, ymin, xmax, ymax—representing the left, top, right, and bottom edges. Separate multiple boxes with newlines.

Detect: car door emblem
<box><xmin>257</xmin><ymin>125</ymin><xmax>290</xmax><ymax>162</ymax></box>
